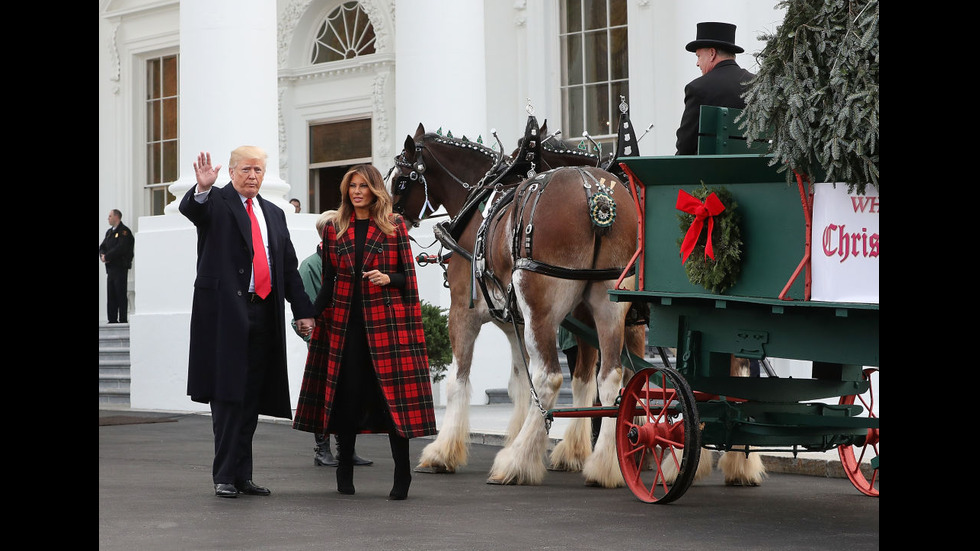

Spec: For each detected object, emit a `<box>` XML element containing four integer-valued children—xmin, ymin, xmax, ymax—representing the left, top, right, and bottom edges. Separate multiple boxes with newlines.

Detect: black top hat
<box><xmin>685</xmin><ymin>22</ymin><xmax>743</xmax><ymax>54</ymax></box>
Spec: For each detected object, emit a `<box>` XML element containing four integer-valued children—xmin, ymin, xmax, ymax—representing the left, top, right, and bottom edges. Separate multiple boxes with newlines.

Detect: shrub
<box><xmin>421</xmin><ymin>300</ymin><xmax>452</xmax><ymax>383</ymax></box>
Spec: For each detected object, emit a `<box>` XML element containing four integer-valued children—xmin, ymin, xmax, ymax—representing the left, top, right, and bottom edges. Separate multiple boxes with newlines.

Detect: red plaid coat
<box><xmin>293</xmin><ymin>214</ymin><xmax>437</xmax><ymax>439</ymax></box>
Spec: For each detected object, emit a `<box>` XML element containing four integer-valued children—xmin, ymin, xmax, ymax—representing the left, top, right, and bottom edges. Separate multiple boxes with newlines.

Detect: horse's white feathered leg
<box><xmin>487</xmin><ymin>369</ymin><xmax>562</xmax><ymax>485</ymax></box>
<box><xmin>718</xmin><ymin>447</ymin><xmax>766</xmax><ymax>486</ymax></box>
<box><xmin>417</xmin><ymin>375</ymin><xmax>470</xmax><ymax>473</ymax></box>
<box><xmin>487</xmin><ymin>275</ymin><xmax>563</xmax><ymax>485</ymax></box>
<box><xmin>549</xmin><ymin>375</ymin><xmax>595</xmax><ymax>472</ymax></box>
<box><xmin>504</xmin><ymin>326</ymin><xmax>531</xmax><ymax>447</ymax></box>
<box><xmin>415</xmin><ymin>297</ymin><xmax>484</xmax><ymax>473</ymax></box>
<box><xmin>582</xmin><ymin>365</ymin><xmax>625</xmax><ymax>487</ymax></box>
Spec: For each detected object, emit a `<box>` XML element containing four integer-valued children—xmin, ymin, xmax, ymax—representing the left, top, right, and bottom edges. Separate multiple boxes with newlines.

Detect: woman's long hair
<box><xmin>335</xmin><ymin>164</ymin><xmax>396</xmax><ymax>236</ymax></box>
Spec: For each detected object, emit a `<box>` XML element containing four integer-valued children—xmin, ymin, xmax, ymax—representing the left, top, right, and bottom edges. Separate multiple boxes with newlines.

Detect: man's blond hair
<box><xmin>229</xmin><ymin>146</ymin><xmax>268</xmax><ymax>171</ymax></box>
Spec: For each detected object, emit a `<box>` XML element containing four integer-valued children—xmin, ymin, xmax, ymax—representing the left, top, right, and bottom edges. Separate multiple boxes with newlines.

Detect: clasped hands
<box><xmin>295</xmin><ymin>318</ymin><xmax>315</xmax><ymax>337</ymax></box>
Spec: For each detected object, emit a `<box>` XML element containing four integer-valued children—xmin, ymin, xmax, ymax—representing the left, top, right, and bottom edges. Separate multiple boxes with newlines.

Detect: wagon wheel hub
<box><xmin>627</xmin><ymin>419</ymin><xmax>685</xmax><ymax>450</ymax></box>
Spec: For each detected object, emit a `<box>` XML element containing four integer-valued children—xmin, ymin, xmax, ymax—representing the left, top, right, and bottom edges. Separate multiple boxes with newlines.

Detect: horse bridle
<box><xmin>392</xmin><ymin>137</ymin><xmax>499</xmax><ymax>225</ymax></box>
<box><xmin>391</xmin><ymin>142</ymin><xmax>434</xmax><ymax>225</ymax></box>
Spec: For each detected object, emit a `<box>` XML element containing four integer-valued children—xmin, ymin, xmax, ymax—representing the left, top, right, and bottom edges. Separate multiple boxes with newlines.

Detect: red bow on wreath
<box><xmin>676</xmin><ymin>190</ymin><xmax>725</xmax><ymax>264</ymax></box>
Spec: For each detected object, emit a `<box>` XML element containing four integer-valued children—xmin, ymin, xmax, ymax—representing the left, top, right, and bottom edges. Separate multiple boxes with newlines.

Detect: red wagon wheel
<box><xmin>616</xmin><ymin>367</ymin><xmax>701</xmax><ymax>504</ymax></box>
<box><xmin>838</xmin><ymin>367</ymin><xmax>879</xmax><ymax>497</ymax></box>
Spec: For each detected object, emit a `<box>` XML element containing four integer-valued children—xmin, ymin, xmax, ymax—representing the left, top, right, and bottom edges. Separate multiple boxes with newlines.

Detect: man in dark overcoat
<box><xmin>179</xmin><ymin>146</ymin><xmax>316</xmax><ymax>498</ymax></box>
<box><xmin>99</xmin><ymin>209</ymin><xmax>135</xmax><ymax>323</ymax></box>
<box><xmin>675</xmin><ymin>21</ymin><xmax>756</xmax><ymax>155</ymax></box>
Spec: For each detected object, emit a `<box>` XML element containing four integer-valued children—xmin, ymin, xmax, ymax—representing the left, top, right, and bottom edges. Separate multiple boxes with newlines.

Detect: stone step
<box><xmin>100</xmin><ymin>323</ymin><xmax>131</xmax><ymax>407</ymax></box>
<box><xmin>486</xmin><ymin>387</ymin><xmax>574</xmax><ymax>405</ymax></box>
<box><xmin>100</xmin><ymin>349</ymin><xmax>131</xmax><ymax>361</ymax></box>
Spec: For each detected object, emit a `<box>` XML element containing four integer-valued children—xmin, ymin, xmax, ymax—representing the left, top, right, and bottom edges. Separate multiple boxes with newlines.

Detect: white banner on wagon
<box><xmin>810</xmin><ymin>183</ymin><xmax>879</xmax><ymax>303</ymax></box>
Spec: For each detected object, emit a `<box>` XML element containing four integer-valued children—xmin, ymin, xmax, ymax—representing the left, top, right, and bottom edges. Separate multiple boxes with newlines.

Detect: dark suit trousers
<box><xmin>210</xmin><ymin>297</ymin><xmax>275</xmax><ymax>484</ymax></box>
<box><xmin>106</xmin><ymin>268</ymin><xmax>129</xmax><ymax>323</ymax></box>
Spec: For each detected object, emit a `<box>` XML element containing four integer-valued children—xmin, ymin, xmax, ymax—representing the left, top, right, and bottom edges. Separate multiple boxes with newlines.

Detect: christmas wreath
<box><xmin>675</xmin><ymin>184</ymin><xmax>743</xmax><ymax>293</ymax></box>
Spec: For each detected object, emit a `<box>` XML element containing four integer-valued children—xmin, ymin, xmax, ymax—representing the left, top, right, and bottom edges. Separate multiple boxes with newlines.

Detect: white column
<box><xmin>395</xmin><ymin>0</ymin><xmax>488</xmax><ymax>140</ymax></box>
<box><xmin>395</xmin><ymin>1</ymin><xmax>512</xmax><ymax>406</ymax></box>
<box><xmin>166</xmin><ymin>0</ymin><xmax>290</xmax><ymax>214</ymax></box>
<box><xmin>133</xmin><ymin>0</ymin><xmax>315</xmax><ymax>413</ymax></box>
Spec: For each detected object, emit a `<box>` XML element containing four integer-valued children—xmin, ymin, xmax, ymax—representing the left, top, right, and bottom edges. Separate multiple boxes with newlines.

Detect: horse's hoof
<box><xmin>584</xmin><ymin>479</ymin><xmax>603</xmax><ymax>487</ymax></box>
<box><xmin>414</xmin><ymin>465</ymin><xmax>454</xmax><ymax>474</ymax></box>
<box><xmin>486</xmin><ymin>476</ymin><xmax>512</xmax><ymax>485</ymax></box>
<box><xmin>725</xmin><ymin>479</ymin><xmax>760</xmax><ymax>487</ymax></box>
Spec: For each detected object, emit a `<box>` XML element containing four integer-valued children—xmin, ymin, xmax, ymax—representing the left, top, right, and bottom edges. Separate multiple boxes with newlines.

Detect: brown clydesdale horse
<box><xmin>390</xmin><ymin>121</ymin><xmax>641</xmax><ymax>487</ymax></box>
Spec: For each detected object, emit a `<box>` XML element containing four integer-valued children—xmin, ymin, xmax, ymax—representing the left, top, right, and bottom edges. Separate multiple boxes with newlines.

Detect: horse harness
<box><xmin>472</xmin><ymin>166</ymin><xmax>627</xmax><ymax>326</ymax></box>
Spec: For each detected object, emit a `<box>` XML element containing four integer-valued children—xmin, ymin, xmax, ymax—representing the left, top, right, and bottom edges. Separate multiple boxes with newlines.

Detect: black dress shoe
<box><xmin>234</xmin><ymin>480</ymin><xmax>271</xmax><ymax>496</ymax></box>
<box><xmin>352</xmin><ymin>452</ymin><xmax>373</xmax><ymax>466</ymax></box>
<box><xmin>214</xmin><ymin>483</ymin><xmax>239</xmax><ymax>498</ymax></box>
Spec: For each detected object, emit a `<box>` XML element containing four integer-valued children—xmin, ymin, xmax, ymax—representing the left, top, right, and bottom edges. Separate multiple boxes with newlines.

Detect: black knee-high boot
<box><xmin>336</xmin><ymin>432</ymin><xmax>356</xmax><ymax>495</ymax></box>
<box><xmin>388</xmin><ymin>432</ymin><xmax>411</xmax><ymax>500</ymax></box>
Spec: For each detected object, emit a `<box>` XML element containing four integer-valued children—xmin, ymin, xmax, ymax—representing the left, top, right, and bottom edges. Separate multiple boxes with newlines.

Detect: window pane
<box><xmin>563</xmin><ymin>0</ymin><xmax>581</xmax><ymax>33</ymax></box>
<box><xmin>150</xmin><ymin>187</ymin><xmax>175</xmax><ymax>216</ymax></box>
<box><xmin>610</xmin><ymin>27</ymin><xmax>628</xmax><ymax>80</ymax></box>
<box><xmin>147</xmin><ymin>101</ymin><xmax>161</xmax><ymax>141</ymax></box>
<box><xmin>310</xmin><ymin>119</ymin><xmax>372</xmax><ymax>164</ymax></box>
<box><xmin>584</xmin><ymin>30</ymin><xmax>608</xmax><ymax>83</ymax></box>
<box><xmin>585</xmin><ymin>83</ymin><xmax>610</xmax><ymax>135</ymax></box>
<box><xmin>564</xmin><ymin>34</ymin><xmax>583</xmax><ymax>86</ymax></box>
<box><xmin>565</xmin><ymin>87</ymin><xmax>583</xmax><ymax>138</ymax></box>
<box><xmin>162</xmin><ymin>55</ymin><xmax>178</xmax><ymax>97</ymax></box>
<box><xmin>147</xmin><ymin>59</ymin><xmax>160</xmax><ymax>100</ymax></box>
<box><xmin>147</xmin><ymin>143</ymin><xmax>161</xmax><ymax>184</ymax></box>
<box><xmin>163</xmin><ymin>141</ymin><xmax>179</xmax><ymax>181</ymax></box>
<box><xmin>583</xmin><ymin>0</ymin><xmax>606</xmax><ymax>30</ymax></box>
<box><xmin>162</xmin><ymin>98</ymin><xmax>178</xmax><ymax>140</ymax></box>
<box><xmin>609</xmin><ymin>0</ymin><xmax>626</xmax><ymax>27</ymax></box>
<box><xmin>151</xmin><ymin>188</ymin><xmax>164</xmax><ymax>216</ymax></box>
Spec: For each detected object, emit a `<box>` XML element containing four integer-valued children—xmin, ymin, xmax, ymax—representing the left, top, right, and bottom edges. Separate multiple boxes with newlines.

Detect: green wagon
<box><xmin>614</xmin><ymin>149</ymin><xmax>877</xmax><ymax>503</ymax></box>
<box><xmin>550</xmin><ymin>140</ymin><xmax>878</xmax><ymax>503</ymax></box>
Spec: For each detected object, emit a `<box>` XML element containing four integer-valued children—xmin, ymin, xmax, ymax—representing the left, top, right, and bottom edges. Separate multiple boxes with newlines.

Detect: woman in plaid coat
<box><xmin>294</xmin><ymin>164</ymin><xmax>437</xmax><ymax>500</ymax></box>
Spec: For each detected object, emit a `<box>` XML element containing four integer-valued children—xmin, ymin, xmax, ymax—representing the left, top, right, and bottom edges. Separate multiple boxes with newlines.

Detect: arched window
<box><xmin>311</xmin><ymin>2</ymin><xmax>377</xmax><ymax>64</ymax></box>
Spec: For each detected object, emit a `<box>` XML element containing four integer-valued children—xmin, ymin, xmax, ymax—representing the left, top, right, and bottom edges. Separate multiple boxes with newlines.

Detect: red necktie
<box><xmin>246</xmin><ymin>197</ymin><xmax>272</xmax><ymax>299</ymax></box>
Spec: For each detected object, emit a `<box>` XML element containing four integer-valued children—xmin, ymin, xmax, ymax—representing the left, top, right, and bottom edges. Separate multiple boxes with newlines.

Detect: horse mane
<box><xmin>420</xmin><ymin>131</ymin><xmax>499</xmax><ymax>163</ymax></box>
